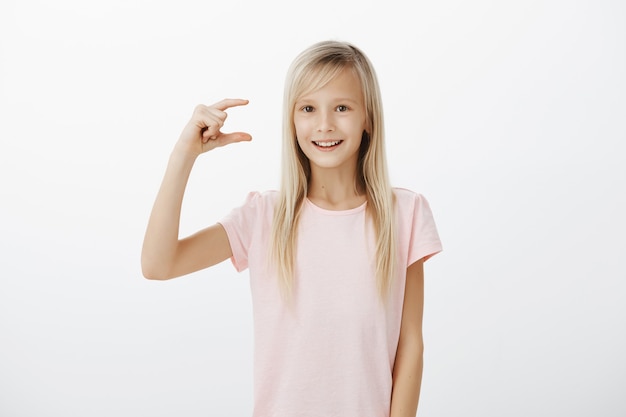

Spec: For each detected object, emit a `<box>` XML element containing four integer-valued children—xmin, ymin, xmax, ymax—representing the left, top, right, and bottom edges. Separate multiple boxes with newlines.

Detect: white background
<box><xmin>1</xmin><ymin>0</ymin><xmax>625</xmax><ymax>416</ymax></box>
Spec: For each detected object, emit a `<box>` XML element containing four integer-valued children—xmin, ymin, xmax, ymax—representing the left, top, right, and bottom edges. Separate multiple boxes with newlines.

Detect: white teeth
<box><xmin>314</xmin><ymin>140</ymin><xmax>341</xmax><ymax>147</ymax></box>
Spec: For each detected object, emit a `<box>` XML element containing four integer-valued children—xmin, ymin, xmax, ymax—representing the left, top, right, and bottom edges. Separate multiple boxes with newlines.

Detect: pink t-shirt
<box><xmin>219</xmin><ymin>188</ymin><xmax>442</xmax><ymax>417</ymax></box>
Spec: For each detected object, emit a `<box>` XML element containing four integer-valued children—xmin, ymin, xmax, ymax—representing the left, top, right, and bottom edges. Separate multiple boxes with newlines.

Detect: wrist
<box><xmin>168</xmin><ymin>144</ymin><xmax>200</xmax><ymax>173</ymax></box>
<box><xmin>171</xmin><ymin>142</ymin><xmax>200</xmax><ymax>162</ymax></box>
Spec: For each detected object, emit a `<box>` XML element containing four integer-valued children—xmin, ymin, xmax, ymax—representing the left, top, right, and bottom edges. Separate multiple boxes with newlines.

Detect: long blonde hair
<box><xmin>270</xmin><ymin>40</ymin><xmax>396</xmax><ymax>301</ymax></box>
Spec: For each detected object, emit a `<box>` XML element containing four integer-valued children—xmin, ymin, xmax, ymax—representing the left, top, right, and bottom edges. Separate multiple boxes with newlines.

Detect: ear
<box><xmin>364</xmin><ymin>116</ymin><xmax>372</xmax><ymax>134</ymax></box>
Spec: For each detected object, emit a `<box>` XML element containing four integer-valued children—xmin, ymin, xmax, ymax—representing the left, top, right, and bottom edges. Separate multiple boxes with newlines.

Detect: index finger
<box><xmin>212</xmin><ymin>98</ymin><xmax>249</xmax><ymax>111</ymax></box>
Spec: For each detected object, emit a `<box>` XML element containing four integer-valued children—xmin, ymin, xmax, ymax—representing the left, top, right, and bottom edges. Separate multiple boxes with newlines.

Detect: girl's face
<box><xmin>293</xmin><ymin>68</ymin><xmax>367</xmax><ymax>174</ymax></box>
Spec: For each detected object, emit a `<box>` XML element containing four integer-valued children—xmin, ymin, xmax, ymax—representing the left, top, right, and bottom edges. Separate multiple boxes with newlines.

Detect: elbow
<box><xmin>141</xmin><ymin>256</ymin><xmax>171</xmax><ymax>281</ymax></box>
<box><xmin>142</xmin><ymin>269</ymin><xmax>166</xmax><ymax>280</ymax></box>
<box><xmin>399</xmin><ymin>333</ymin><xmax>424</xmax><ymax>358</ymax></box>
<box><xmin>141</xmin><ymin>266</ymin><xmax>165</xmax><ymax>281</ymax></box>
<box><xmin>416</xmin><ymin>340</ymin><xmax>424</xmax><ymax>357</ymax></box>
<box><xmin>413</xmin><ymin>335</ymin><xmax>425</xmax><ymax>356</ymax></box>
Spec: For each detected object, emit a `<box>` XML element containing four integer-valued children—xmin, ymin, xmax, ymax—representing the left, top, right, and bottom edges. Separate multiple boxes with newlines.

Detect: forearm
<box><xmin>390</xmin><ymin>339</ymin><xmax>424</xmax><ymax>417</ymax></box>
<box><xmin>141</xmin><ymin>99</ymin><xmax>250</xmax><ymax>279</ymax></box>
<box><xmin>141</xmin><ymin>147</ymin><xmax>197</xmax><ymax>279</ymax></box>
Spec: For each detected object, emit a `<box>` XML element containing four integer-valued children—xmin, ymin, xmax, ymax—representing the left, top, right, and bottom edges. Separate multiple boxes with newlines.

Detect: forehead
<box><xmin>297</xmin><ymin>68</ymin><xmax>363</xmax><ymax>102</ymax></box>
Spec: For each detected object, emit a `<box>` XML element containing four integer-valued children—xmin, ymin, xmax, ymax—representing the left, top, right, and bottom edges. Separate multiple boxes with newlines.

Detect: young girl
<box><xmin>142</xmin><ymin>40</ymin><xmax>442</xmax><ymax>417</ymax></box>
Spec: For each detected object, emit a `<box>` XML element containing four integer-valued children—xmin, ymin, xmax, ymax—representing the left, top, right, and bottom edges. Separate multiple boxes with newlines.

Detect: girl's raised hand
<box><xmin>177</xmin><ymin>98</ymin><xmax>251</xmax><ymax>156</ymax></box>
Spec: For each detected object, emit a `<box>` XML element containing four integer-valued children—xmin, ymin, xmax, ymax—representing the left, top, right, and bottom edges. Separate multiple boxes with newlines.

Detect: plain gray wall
<box><xmin>1</xmin><ymin>0</ymin><xmax>624</xmax><ymax>415</ymax></box>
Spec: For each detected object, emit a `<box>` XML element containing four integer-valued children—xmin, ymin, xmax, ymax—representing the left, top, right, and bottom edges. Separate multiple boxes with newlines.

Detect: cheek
<box><xmin>294</xmin><ymin>125</ymin><xmax>307</xmax><ymax>148</ymax></box>
<box><xmin>295</xmin><ymin>135</ymin><xmax>306</xmax><ymax>150</ymax></box>
<box><xmin>294</xmin><ymin>120</ymin><xmax>311</xmax><ymax>140</ymax></box>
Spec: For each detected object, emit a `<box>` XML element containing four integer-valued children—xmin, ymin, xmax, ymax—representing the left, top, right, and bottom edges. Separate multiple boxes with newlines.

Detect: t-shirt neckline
<box><xmin>305</xmin><ymin>198</ymin><xmax>367</xmax><ymax>215</ymax></box>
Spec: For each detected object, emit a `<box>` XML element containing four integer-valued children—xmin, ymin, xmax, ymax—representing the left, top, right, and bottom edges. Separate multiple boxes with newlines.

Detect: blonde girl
<box><xmin>142</xmin><ymin>40</ymin><xmax>442</xmax><ymax>417</ymax></box>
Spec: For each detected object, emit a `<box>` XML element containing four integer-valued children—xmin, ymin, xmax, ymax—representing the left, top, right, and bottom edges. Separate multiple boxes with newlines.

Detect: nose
<box><xmin>316</xmin><ymin>109</ymin><xmax>335</xmax><ymax>132</ymax></box>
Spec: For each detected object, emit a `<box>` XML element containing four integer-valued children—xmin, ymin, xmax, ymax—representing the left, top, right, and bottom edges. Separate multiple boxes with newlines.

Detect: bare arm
<box><xmin>141</xmin><ymin>99</ymin><xmax>251</xmax><ymax>280</ymax></box>
<box><xmin>390</xmin><ymin>259</ymin><xmax>425</xmax><ymax>417</ymax></box>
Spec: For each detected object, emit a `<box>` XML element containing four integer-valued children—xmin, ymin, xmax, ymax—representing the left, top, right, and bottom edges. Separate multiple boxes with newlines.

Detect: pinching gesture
<box><xmin>177</xmin><ymin>98</ymin><xmax>251</xmax><ymax>156</ymax></box>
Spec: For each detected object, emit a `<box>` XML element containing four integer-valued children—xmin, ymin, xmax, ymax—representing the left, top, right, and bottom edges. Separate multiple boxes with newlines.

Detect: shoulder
<box><xmin>392</xmin><ymin>187</ymin><xmax>428</xmax><ymax>207</ymax></box>
<box><xmin>223</xmin><ymin>190</ymin><xmax>278</xmax><ymax>223</ymax></box>
<box><xmin>238</xmin><ymin>190</ymin><xmax>279</xmax><ymax>208</ymax></box>
<box><xmin>392</xmin><ymin>187</ymin><xmax>437</xmax><ymax>223</ymax></box>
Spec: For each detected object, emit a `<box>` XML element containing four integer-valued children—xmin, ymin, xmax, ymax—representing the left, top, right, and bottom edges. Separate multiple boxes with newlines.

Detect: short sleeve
<box><xmin>218</xmin><ymin>191</ymin><xmax>263</xmax><ymax>272</ymax></box>
<box><xmin>403</xmin><ymin>191</ymin><xmax>443</xmax><ymax>266</ymax></box>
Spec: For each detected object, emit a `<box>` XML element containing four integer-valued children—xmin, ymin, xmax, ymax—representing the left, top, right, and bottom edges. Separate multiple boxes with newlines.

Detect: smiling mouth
<box><xmin>313</xmin><ymin>140</ymin><xmax>343</xmax><ymax>148</ymax></box>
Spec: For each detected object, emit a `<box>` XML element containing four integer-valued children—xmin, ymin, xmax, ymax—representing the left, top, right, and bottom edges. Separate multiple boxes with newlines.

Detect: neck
<box><xmin>307</xmin><ymin>165</ymin><xmax>365</xmax><ymax>210</ymax></box>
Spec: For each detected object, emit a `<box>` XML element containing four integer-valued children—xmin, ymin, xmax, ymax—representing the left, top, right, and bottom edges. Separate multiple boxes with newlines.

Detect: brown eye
<box><xmin>302</xmin><ymin>105</ymin><xmax>314</xmax><ymax>113</ymax></box>
<box><xmin>336</xmin><ymin>105</ymin><xmax>348</xmax><ymax>112</ymax></box>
